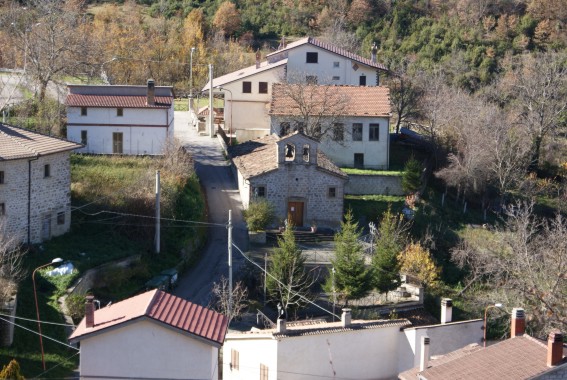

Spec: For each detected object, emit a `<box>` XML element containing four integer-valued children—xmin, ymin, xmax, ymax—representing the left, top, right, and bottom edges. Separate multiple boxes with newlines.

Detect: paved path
<box><xmin>173</xmin><ymin>111</ymin><xmax>249</xmax><ymax>306</ymax></box>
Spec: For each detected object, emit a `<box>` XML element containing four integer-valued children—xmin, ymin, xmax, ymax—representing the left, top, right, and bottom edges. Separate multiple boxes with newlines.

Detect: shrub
<box><xmin>66</xmin><ymin>294</ymin><xmax>86</xmax><ymax>324</ymax></box>
<box><xmin>243</xmin><ymin>199</ymin><xmax>275</xmax><ymax>231</ymax></box>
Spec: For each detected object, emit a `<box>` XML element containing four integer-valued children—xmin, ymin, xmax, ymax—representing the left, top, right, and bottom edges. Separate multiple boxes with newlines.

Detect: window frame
<box><xmin>369</xmin><ymin>124</ymin><xmax>380</xmax><ymax>141</ymax></box>
<box><xmin>332</xmin><ymin>76</ymin><xmax>340</xmax><ymax>81</ymax></box>
<box><xmin>359</xmin><ymin>75</ymin><xmax>367</xmax><ymax>86</ymax></box>
<box><xmin>332</xmin><ymin>123</ymin><xmax>344</xmax><ymax>142</ymax></box>
<box><xmin>258</xmin><ymin>82</ymin><xmax>268</xmax><ymax>94</ymax></box>
<box><xmin>279</xmin><ymin>122</ymin><xmax>291</xmax><ymax>136</ymax></box>
<box><xmin>57</xmin><ymin>211</ymin><xmax>65</xmax><ymax>225</ymax></box>
<box><xmin>230</xmin><ymin>349</ymin><xmax>239</xmax><ymax>371</ymax></box>
<box><xmin>80</xmin><ymin>130</ymin><xmax>88</xmax><ymax>145</ymax></box>
<box><xmin>0</xmin><ymin>203</ymin><xmax>5</xmax><ymax>216</ymax></box>
<box><xmin>306</xmin><ymin>52</ymin><xmax>318</xmax><ymax>63</ymax></box>
<box><xmin>352</xmin><ymin>123</ymin><xmax>363</xmax><ymax>141</ymax></box>
<box><xmin>242</xmin><ymin>81</ymin><xmax>252</xmax><ymax>94</ymax></box>
<box><xmin>333</xmin><ymin>61</ymin><xmax>340</xmax><ymax>68</ymax></box>
<box><xmin>254</xmin><ymin>186</ymin><xmax>266</xmax><ymax>198</ymax></box>
<box><xmin>328</xmin><ymin>187</ymin><xmax>337</xmax><ymax>198</ymax></box>
<box><xmin>0</xmin><ymin>171</ymin><xmax>4</xmax><ymax>184</ymax></box>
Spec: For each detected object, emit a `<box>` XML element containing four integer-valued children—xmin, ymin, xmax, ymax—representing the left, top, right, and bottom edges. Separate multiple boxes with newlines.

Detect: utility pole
<box><xmin>189</xmin><ymin>47</ymin><xmax>195</xmax><ymax>112</ymax></box>
<box><xmin>264</xmin><ymin>253</ymin><xmax>267</xmax><ymax>305</ymax></box>
<box><xmin>209</xmin><ymin>64</ymin><xmax>214</xmax><ymax>138</ymax></box>
<box><xmin>155</xmin><ymin>170</ymin><xmax>160</xmax><ymax>254</ymax></box>
<box><xmin>227</xmin><ymin>210</ymin><xmax>233</xmax><ymax>313</ymax></box>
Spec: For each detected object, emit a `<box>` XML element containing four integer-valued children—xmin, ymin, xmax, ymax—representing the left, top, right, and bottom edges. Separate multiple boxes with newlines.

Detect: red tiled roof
<box><xmin>0</xmin><ymin>124</ymin><xmax>82</xmax><ymax>161</ymax></box>
<box><xmin>270</xmin><ymin>84</ymin><xmax>391</xmax><ymax>117</ymax></box>
<box><xmin>66</xmin><ymin>94</ymin><xmax>173</xmax><ymax>109</ymax></box>
<box><xmin>69</xmin><ymin>290</ymin><xmax>228</xmax><ymax>346</ymax></box>
<box><xmin>266</xmin><ymin>37</ymin><xmax>388</xmax><ymax>72</ymax></box>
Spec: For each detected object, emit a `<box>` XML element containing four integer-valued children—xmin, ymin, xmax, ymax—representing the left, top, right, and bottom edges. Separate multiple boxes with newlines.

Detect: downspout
<box><xmin>28</xmin><ymin>155</ymin><xmax>39</xmax><ymax>244</ymax></box>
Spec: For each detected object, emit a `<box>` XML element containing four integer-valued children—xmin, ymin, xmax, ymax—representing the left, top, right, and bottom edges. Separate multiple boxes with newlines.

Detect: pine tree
<box><xmin>401</xmin><ymin>156</ymin><xmax>422</xmax><ymax>195</ymax></box>
<box><xmin>325</xmin><ymin>210</ymin><xmax>373</xmax><ymax>306</ymax></box>
<box><xmin>372</xmin><ymin>207</ymin><xmax>405</xmax><ymax>293</ymax></box>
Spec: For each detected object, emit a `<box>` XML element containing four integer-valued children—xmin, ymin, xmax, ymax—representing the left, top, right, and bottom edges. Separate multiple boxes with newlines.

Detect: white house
<box><xmin>69</xmin><ymin>290</ymin><xmax>228</xmax><ymax>380</ymax></box>
<box><xmin>270</xmin><ymin>84</ymin><xmax>392</xmax><ymax>169</ymax></box>
<box><xmin>66</xmin><ymin>80</ymin><xmax>174</xmax><ymax>155</ymax></box>
<box><xmin>204</xmin><ymin>37</ymin><xmax>388</xmax><ymax>142</ymax></box>
<box><xmin>0</xmin><ymin>124</ymin><xmax>82</xmax><ymax>244</ymax></box>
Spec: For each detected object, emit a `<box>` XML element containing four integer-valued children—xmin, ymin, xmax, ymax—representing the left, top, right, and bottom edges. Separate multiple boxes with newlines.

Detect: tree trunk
<box><xmin>529</xmin><ymin>135</ymin><xmax>543</xmax><ymax>171</ymax></box>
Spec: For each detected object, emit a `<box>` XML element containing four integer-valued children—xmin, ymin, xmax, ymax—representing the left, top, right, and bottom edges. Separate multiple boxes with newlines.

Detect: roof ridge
<box><xmin>144</xmin><ymin>289</ymin><xmax>161</xmax><ymax>316</ymax></box>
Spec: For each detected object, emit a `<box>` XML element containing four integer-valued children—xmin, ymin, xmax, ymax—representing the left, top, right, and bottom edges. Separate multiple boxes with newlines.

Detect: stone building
<box><xmin>0</xmin><ymin>124</ymin><xmax>82</xmax><ymax>244</ymax></box>
<box><xmin>229</xmin><ymin>132</ymin><xmax>347</xmax><ymax>228</ymax></box>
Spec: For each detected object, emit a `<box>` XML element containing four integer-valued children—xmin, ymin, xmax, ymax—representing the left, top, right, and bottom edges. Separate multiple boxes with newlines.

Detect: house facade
<box><xmin>270</xmin><ymin>84</ymin><xmax>391</xmax><ymax>169</ymax></box>
<box><xmin>229</xmin><ymin>132</ymin><xmax>347</xmax><ymax>228</ymax></box>
<box><xmin>69</xmin><ymin>290</ymin><xmax>228</xmax><ymax>380</ymax></box>
<box><xmin>0</xmin><ymin>124</ymin><xmax>82</xmax><ymax>244</ymax></box>
<box><xmin>66</xmin><ymin>80</ymin><xmax>174</xmax><ymax>155</ymax></box>
<box><xmin>204</xmin><ymin>37</ymin><xmax>388</xmax><ymax>142</ymax></box>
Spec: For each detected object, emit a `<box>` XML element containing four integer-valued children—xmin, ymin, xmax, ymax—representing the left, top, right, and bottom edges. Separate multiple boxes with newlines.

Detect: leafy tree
<box><xmin>213</xmin><ymin>2</ymin><xmax>241</xmax><ymax>37</ymax></box>
<box><xmin>0</xmin><ymin>359</ymin><xmax>24</xmax><ymax>380</ymax></box>
<box><xmin>266</xmin><ymin>224</ymin><xmax>314</xmax><ymax>319</ymax></box>
<box><xmin>243</xmin><ymin>199</ymin><xmax>275</xmax><ymax>231</ymax></box>
<box><xmin>401</xmin><ymin>156</ymin><xmax>422</xmax><ymax>195</ymax></box>
<box><xmin>325</xmin><ymin>210</ymin><xmax>373</xmax><ymax>305</ymax></box>
<box><xmin>398</xmin><ymin>242</ymin><xmax>440</xmax><ymax>289</ymax></box>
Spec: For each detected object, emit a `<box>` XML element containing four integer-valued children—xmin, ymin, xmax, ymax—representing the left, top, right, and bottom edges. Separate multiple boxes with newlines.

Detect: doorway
<box><xmin>113</xmin><ymin>132</ymin><xmax>123</xmax><ymax>154</ymax></box>
<box><xmin>287</xmin><ymin>201</ymin><xmax>304</xmax><ymax>227</ymax></box>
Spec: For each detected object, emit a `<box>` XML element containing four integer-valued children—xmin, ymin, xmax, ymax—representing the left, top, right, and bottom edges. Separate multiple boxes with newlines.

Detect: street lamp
<box><xmin>483</xmin><ymin>303</ymin><xmax>503</xmax><ymax>348</ymax></box>
<box><xmin>33</xmin><ymin>257</ymin><xmax>64</xmax><ymax>370</ymax></box>
<box><xmin>215</xmin><ymin>87</ymin><xmax>233</xmax><ymax>145</ymax></box>
<box><xmin>189</xmin><ymin>47</ymin><xmax>196</xmax><ymax>112</ymax></box>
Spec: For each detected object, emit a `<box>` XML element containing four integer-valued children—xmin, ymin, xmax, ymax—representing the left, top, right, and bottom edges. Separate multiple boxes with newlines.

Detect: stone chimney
<box><xmin>511</xmin><ymin>308</ymin><xmax>526</xmax><ymax>337</ymax></box>
<box><xmin>85</xmin><ymin>295</ymin><xmax>95</xmax><ymax>328</ymax></box>
<box><xmin>341</xmin><ymin>308</ymin><xmax>352</xmax><ymax>328</ymax></box>
<box><xmin>371</xmin><ymin>42</ymin><xmax>378</xmax><ymax>63</ymax></box>
<box><xmin>420</xmin><ymin>336</ymin><xmax>430</xmax><ymax>371</ymax></box>
<box><xmin>547</xmin><ymin>331</ymin><xmax>564</xmax><ymax>367</ymax></box>
<box><xmin>146</xmin><ymin>79</ymin><xmax>155</xmax><ymax>106</ymax></box>
<box><xmin>255</xmin><ymin>50</ymin><xmax>261</xmax><ymax>69</ymax></box>
<box><xmin>276</xmin><ymin>318</ymin><xmax>286</xmax><ymax>333</ymax></box>
<box><xmin>441</xmin><ymin>298</ymin><xmax>453</xmax><ymax>324</ymax></box>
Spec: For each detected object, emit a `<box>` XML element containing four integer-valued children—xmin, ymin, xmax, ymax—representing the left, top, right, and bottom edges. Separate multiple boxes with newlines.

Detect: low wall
<box><xmin>235</xmin><ymin>128</ymin><xmax>270</xmax><ymax>143</ymax></box>
<box><xmin>345</xmin><ymin>174</ymin><xmax>403</xmax><ymax>196</ymax></box>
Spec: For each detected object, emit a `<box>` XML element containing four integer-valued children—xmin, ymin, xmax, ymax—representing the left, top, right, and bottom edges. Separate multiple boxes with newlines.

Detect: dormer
<box><xmin>276</xmin><ymin>132</ymin><xmax>318</xmax><ymax>165</ymax></box>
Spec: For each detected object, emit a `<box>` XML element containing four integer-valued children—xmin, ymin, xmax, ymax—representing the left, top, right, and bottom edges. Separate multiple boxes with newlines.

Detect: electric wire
<box><xmin>32</xmin><ymin>351</ymin><xmax>80</xmax><ymax>379</ymax></box>
<box><xmin>74</xmin><ymin>208</ymin><xmax>225</xmax><ymax>227</ymax></box>
<box><xmin>0</xmin><ymin>312</ymin><xmax>75</xmax><ymax>327</ymax></box>
<box><xmin>0</xmin><ymin>316</ymin><xmax>79</xmax><ymax>350</ymax></box>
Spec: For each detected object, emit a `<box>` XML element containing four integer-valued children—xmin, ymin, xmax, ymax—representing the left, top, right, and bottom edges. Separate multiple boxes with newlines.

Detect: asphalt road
<box><xmin>173</xmin><ymin>111</ymin><xmax>249</xmax><ymax>306</ymax></box>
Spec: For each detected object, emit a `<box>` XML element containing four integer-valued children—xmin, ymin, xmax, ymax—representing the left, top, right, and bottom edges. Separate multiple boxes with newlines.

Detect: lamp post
<box><xmin>483</xmin><ymin>303</ymin><xmax>503</xmax><ymax>347</ymax></box>
<box><xmin>216</xmin><ymin>87</ymin><xmax>233</xmax><ymax>145</ymax></box>
<box><xmin>189</xmin><ymin>47</ymin><xmax>196</xmax><ymax>112</ymax></box>
<box><xmin>33</xmin><ymin>257</ymin><xmax>64</xmax><ymax>370</ymax></box>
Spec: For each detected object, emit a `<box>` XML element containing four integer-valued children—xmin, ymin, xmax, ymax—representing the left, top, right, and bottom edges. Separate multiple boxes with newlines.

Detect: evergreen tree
<box><xmin>401</xmin><ymin>156</ymin><xmax>422</xmax><ymax>195</ymax></box>
<box><xmin>372</xmin><ymin>207</ymin><xmax>406</xmax><ymax>293</ymax></box>
<box><xmin>325</xmin><ymin>210</ymin><xmax>373</xmax><ymax>306</ymax></box>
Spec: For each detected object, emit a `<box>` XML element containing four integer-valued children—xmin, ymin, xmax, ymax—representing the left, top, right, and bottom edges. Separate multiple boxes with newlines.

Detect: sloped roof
<box><xmin>202</xmin><ymin>59</ymin><xmax>288</xmax><ymax>90</ymax></box>
<box><xmin>66</xmin><ymin>94</ymin><xmax>172</xmax><ymax>109</ymax></box>
<box><xmin>69</xmin><ymin>290</ymin><xmax>228</xmax><ymax>347</ymax></box>
<box><xmin>0</xmin><ymin>124</ymin><xmax>82</xmax><ymax>161</ymax></box>
<box><xmin>228</xmin><ymin>133</ymin><xmax>347</xmax><ymax>179</ymax></box>
<box><xmin>270</xmin><ymin>84</ymin><xmax>391</xmax><ymax>117</ymax></box>
<box><xmin>266</xmin><ymin>37</ymin><xmax>388</xmax><ymax>71</ymax></box>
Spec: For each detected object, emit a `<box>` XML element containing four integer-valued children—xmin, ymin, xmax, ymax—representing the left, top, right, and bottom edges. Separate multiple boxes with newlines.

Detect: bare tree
<box><xmin>209</xmin><ymin>276</ymin><xmax>248</xmax><ymax>326</ymax></box>
<box><xmin>0</xmin><ymin>219</ymin><xmax>26</xmax><ymax>303</ymax></box>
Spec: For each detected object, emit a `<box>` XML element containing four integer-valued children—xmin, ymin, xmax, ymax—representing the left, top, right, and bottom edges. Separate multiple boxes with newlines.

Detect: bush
<box><xmin>243</xmin><ymin>199</ymin><xmax>275</xmax><ymax>231</ymax></box>
<box><xmin>66</xmin><ymin>294</ymin><xmax>86</xmax><ymax>324</ymax></box>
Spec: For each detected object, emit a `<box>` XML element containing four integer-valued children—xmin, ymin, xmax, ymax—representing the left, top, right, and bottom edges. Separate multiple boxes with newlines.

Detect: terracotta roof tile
<box><xmin>69</xmin><ymin>290</ymin><xmax>228</xmax><ymax>346</ymax></box>
<box><xmin>270</xmin><ymin>84</ymin><xmax>391</xmax><ymax>117</ymax></box>
<box><xmin>0</xmin><ymin>124</ymin><xmax>82</xmax><ymax>161</ymax></box>
<box><xmin>66</xmin><ymin>94</ymin><xmax>172</xmax><ymax>109</ymax></box>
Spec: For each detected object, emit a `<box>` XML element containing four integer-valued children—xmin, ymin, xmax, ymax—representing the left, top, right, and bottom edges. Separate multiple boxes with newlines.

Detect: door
<box><xmin>354</xmin><ymin>153</ymin><xmax>364</xmax><ymax>169</ymax></box>
<box><xmin>287</xmin><ymin>201</ymin><xmax>304</xmax><ymax>227</ymax></box>
<box><xmin>42</xmin><ymin>214</ymin><xmax>51</xmax><ymax>241</ymax></box>
<box><xmin>113</xmin><ymin>132</ymin><xmax>123</xmax><ymax>154</ymax></box>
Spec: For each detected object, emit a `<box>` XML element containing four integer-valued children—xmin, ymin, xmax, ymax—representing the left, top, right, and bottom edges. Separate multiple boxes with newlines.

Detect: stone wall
<box><xmin>345</xmin><ymin>174</ymin><xmax>403</xmax><ymax>196</ymax></box>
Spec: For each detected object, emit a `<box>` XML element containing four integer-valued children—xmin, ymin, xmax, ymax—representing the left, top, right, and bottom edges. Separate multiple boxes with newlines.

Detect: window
<box><xmin>294</xmin><ymin>121</ymin><xmax>305</xmax><ymax>133</ymax></box>
<box><xmin>306</xmin><ymin>52</ymin><xmax>318</xmax><ymax>63</ymax></box>
<box><xmin>259</xmin><ymin>82</ymin><xmax>268</xmax><ymax>94</ymax></box>
<box><xmin>80</xmin><ymin>107</ymin><xmax>87</xmax><ymax>116</ymax></box>
<box><xmin>302</xmin><ymin>144</ymin><xmax>310</xmax><ymax>162</ymax></box>
<box><xmin>57</xmin><ymin>212</ymin><xmax>65</xmax><ymax>225</ymax></box>
<box><xmin>254</xmin><ymin>186</ymin><xmax>266</xmax><ymax>198</ymax></box>
<box><xmin>369</xmin><ymin>124</ymin><xmax>380</xmax><ymax>141</ymax></box>
<box><xmin>242</xmin><ymin>81</ymin><xmax>252</xmax><ymax>93</ymax></box>
<box><xmin>306</xmin><ymin>75</ymin><xmax>318</xmax><ymax>85</ymax></box>
<box><xmin>284</xmin><ymin>143</ymin><xmax>295</xmax><ymax>161</ymax></box>
<box><xmin>44</xmin><ymin>164</ymin><xmax>50</xmax><ymax>178</ymax></box>
<box><xmin>332</xmin><ymin>76</ymin><xmax>340</xmax><ymax>81</ymax></box>
<box><xmin>333</xmin><ymin>61</ymin><xmax>340</xmax><ymax>68</ymax></box>
<box><xmin>0</xmin><ymin>203</ymin><xmax>5</xmax><ymax>216</ymax></box>
<box><xmin>354</xmin><ymin>153</ymin><xmax>364</xmax><ymax>169</ymax></box>
<box><xmin>117</xmin><ymin>108</ymin><xmax>123</xmax><ymax>117</ymax></box>
<box><xmin>328</xmin><ymin>187</ymin><xmax>336</xmax><ymax>198</ymax></box>
<box><xmin>352</xmin><ymin>123</ymin><xmax>363</xmax><ymax>141</ymax></box>
<box><xmin>359</xmin><ymin>74</ymin><xmax>366</xmax><ymax>86</ymax></box>
<box><xmin>230</xmin><ymin>349</ymin><xmax>239</xmax><ymax>371</ymax></box>
<box><xmin>260</xmin><ymin>364</ymin><xmax>269</xmax><ymax>380</ymax></box>
<box><xmin>279</xmin><ymin>122</ymin><xmax>291</xmax><ymax>136</ymax></box>
<box><xmin>80</xmin><ymin>130</ymin><xmax>88</xmax><ymax>145</ymax></box>
<box><xmin>332</xmin><ymin>123</ymin><xmax>344</xmax><ymax>142</ymax></box>
<box><xmin>0</xmin><ymin>171</ymin><xmax>4</xmax><ymax>184</ymax></box>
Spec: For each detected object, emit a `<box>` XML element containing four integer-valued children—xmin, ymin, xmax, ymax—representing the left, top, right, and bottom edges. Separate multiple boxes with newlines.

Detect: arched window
<box><xmin>302</xmin><ymin>144</ymin><xmax>310</xmax><ymax>162</ymax></box>
<box><xmin>285</xmin><ymin>143</ymin><xmax>295</xmax><ymax>161</ymax></box>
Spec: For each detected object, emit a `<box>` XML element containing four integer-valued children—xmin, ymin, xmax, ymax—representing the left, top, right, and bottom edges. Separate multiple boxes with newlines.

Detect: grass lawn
<box><xmin>341</xmin><ymin>168</ymin><xmax>404</xmax><ymax>176</ymax></box>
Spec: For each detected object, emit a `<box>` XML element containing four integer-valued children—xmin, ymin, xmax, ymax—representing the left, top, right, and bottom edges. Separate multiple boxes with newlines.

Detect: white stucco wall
<box><xmin>223</xmin><ymin>335</ymin><xmax>278</xmax><ymax>380</ymax></box>
<box><xmin>79</xmin><ymin>319</ymin><xmax>218</xmax><ymax>380</ymax></box>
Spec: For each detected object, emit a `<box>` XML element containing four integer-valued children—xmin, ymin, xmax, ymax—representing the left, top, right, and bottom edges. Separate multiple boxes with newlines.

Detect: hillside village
<box><xmin>0</xmin><ymin>0</ymin><xmax>566</xmax><ymax>379</ymax></box>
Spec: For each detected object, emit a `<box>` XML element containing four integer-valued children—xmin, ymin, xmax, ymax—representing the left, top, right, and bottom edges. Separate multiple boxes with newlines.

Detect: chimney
<box><xmin>371</xmin><ymin>42</ymin><xmax>378</xmax><ymax>63</ymax></box>
<box><xmin>547</xmin><ymin>331</ymin><xmax>564</xmax><ymax>367</ymax></box>
<box><xmin>276</xmin><ymin>318</ymin><xmax>286</xmax><ymax>333</ymax></box>
<box><xmin>511</xmin><ymin>308</ymin><xmax>526</xmax><ymax>337</ymax></box>
<box><xmin>341</xmin><ymin>308</ymin><xmax>352</xmax><ymax>328</ymax></box>
<box><xmin>146</xmin><ymin>79</ymin><xmax>155</xmax><ymax>106</ymax></box>
<box><xmin>85</xmin><ymin>295</ymin><xmax>95</xmax><ymax>328</ymax></box>
<box><xmin>419</xmin><ymin>336</ymin><xmax>430</xmax><ymax>371</ymax></box>
<box><xmin>441</xmin><ymin>298</ymin><xmax>453</xmax><ymax>324</ymax></box>
<box><xmin>255</xmin><ymin>50</ymin><xmax>261</xmax><ymax>69</ymax></box>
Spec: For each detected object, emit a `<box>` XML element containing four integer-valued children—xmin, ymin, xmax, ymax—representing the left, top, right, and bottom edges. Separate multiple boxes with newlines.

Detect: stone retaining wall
<box><xmin>345</xmin><ymin>174</ymin><xmax>403</xmax><ymax>195</ymax></box>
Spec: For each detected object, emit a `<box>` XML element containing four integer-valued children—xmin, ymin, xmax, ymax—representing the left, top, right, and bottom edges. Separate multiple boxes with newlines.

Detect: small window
<box><xmin>306</xmin><ymin>52</ymin><xmax>318</xmax><ymax>63</ymax></box>
<box><xmin>80</xmin><ymin>107</ymin><xmax>87</xmax><ymax>116</ymax></box>
<box><xmin>332</xmin><ymin>76</ymin><xmax>340</xmax><ymax>81</ymax></box>
<box><xmin>231</xmin><ymin>349</ymin><xmax>239</xmax><ymax>371</ymax></box>
<box><xmin>294</xmin><ymin>121</ymin><xmax>305</xmax><ymax>133</ymax></box>
<box><xmin>302</xmin><ymin>144</ymin><xmax>310</xmax><ymax>162</ymax></box>
<box><xmin>280</xmin><ymin>122</ymin><xmax>290</xmax><ymax>136</ymax></box>
<box><xmin>117</xmin><ymin>108</ymin><xmax>123</xmax><ymax>117</ymax></box>
<box><xmin>352</xmin><ymin>123</ymin><xmax>363</xmax><ymax>141</ymax></box>
<box><xmin>0</xmin><ymin>171</ymin><xmax>4</xmax><ymax>184</ymax></box>
<box><xmin>44</xmin><ymin>164</ymin><xmax>50</xmax><ymax>178</ymax></box>
<box><xmin>369</xmin><ymin>124</ymin><xmax>380</xmax><ymax>141</ymax></box>
<box><xmin>57</xmin><ymin>212</ymin><xmax>65</xmax><ymax>225</ymax></box>
<box><xmin>254</xmin><ymin>186</ymin><xmax>266</xmax><ymax>198</ymax></box>
<box><xmin>359</xmin><ymin>75</ymin><xmax>367</xmax><ymax>86</ymax></box>
<box><xmin>328</xmin><ymin>187</ymin><xmax>336</xmax><ymax>198</ymax></box>
<box><xmin>0</xmin><ymin>203</ymin><xmax>5</xmax><ymax>215</ymax></box>
<box><xmin>260</xmin><ymin>364</ymin><xmax>269</xmax><ymax>380</ymax></box>
<box><xmin>332</xmin><ymin>123</ymin><xmax>344</xmax><ymax>141</ymax></box>
<box><xmin>333</xmin><ymin>61</ymin><xmax>340</xmax><ymax>68</ymax></box>
<box><xmin>306</xmin><ymin>76</ymin><xmax>318</xmax><ymax>85</ymax></box>
<box><xmin>242</xmin><ymin>81</ymin><xmax>252</xmax><ymax>93</ymax></box>
<box><xmin>81</xmin><ymin>130</ymin><xmax>87</xmax><ymax>145</ymax></box>
<box><xmin>285</xmin><ymin>143</ymin><xmax>295</xmax><ymax>161</ymax></box>
<box><xmin>259</xmin><ymin>82</ymin><xmax>268</xmax><ymax>94</ymax></box>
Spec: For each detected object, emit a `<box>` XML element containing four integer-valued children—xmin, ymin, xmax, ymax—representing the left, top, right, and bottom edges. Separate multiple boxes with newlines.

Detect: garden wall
<box><xmin>345</xmin><ymin>174</ymin><xmax>403</xmax><ymax>196</ymax></box>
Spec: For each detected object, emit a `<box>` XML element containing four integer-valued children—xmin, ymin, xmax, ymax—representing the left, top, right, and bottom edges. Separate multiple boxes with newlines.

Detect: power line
<box><xmin>0</xmin><ymin>316</ymin><xmax>79</xmax><ymax>351</ymax></box>
<box><xmin>74</xmin><ymin>208</ymin><xmax>225</xmax><ymax>227</ymax></box>
<box><xmin>0</xmin><ymin>312</ymin><xmax>75</xmax><ymax>327</ymax></box>
<box><xmin>32</xmin><ymin>351</ymin><xmax>80</xmax><ymax>379</ymax></box>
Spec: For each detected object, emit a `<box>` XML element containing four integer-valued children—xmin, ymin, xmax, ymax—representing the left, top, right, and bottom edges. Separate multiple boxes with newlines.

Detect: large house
<box><xmin>69</xmin><ymin>290</ymin><xmax>228</xmax><ymax>380</ymax></box>
<box><xmin>0</xmin><ymin>124</ymin><xmax>82</xmax><ymax>244</ymax></box>
<box><xmin>229</xmin><ymin>132</ymin><xmax>347</xmax><ymax>228</ymax></box>
<box><xmin>66</xmin><ymin>80</ymin><xmax>174</xmax><ymax>155</ymax></box>
<box><xmin>269</xmin><ymin>84</ymin><xmax>391</xmax><ymax>169</ymax></box>
<box><xmin>203</xmin><ymin>37</ymin><xmax>388</xmax><ymax>141</ymax></box>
